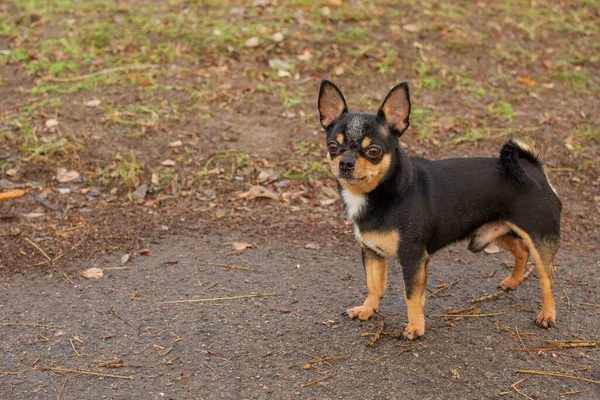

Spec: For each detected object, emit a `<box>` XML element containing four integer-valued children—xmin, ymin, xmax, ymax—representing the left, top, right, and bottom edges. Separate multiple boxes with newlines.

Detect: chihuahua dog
<box><xmin>318</xmin><ymin>80</ymin><xmax>562</xmax><ymax>340</ymax></box>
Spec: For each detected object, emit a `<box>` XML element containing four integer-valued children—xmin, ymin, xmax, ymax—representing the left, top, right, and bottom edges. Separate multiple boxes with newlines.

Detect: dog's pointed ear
<box><xmin>377</xmin><ymin>82</ymin><xmax>411</xmax><ymax>136</ymax></box>
<box><xmin>318</xmin><ymin>80</ymin><xmax>348</xmax><ymax>129</ymax></box>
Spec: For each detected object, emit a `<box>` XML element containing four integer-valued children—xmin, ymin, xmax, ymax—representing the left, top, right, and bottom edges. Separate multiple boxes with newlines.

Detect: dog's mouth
<box><xmin>339</xmin><ymin>176</ymin><xmax>366</xmax><ymax>183</ymax></box>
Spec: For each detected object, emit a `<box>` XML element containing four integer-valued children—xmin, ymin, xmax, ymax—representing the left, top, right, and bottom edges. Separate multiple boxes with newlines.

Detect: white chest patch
<box><xmin>341</xmin><ymin>190</ymin><xmax>367</xmax><ymax>221</ymax></box>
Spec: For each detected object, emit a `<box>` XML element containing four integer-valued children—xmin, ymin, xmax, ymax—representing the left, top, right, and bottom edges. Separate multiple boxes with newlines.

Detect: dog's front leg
<box><xmin>400</xmin><ymin>250</ymin><xmax>429</xmax><ymax>340</ymax></box>
<box><xmin>343</xmin><ymin>248</ymin><xmax>387</xmax><ymax>320</ymax></box>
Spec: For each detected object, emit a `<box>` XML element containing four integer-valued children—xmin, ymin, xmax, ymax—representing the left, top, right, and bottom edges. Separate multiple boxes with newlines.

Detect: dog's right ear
<box><xmin>318</xmin><ymin>80</ymin><xmax>348</xmax><ymax>129</ymax></box>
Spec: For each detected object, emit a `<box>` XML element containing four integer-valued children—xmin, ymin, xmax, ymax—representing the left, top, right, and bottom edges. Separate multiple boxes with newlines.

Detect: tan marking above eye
<box><xmin>361</xmin><ymin>137</ymin><xmax>372</xmax><ymax>148</ymax></box>
<box><xmin>336</xmin><ymin>133</ymin><xmax>344</xmax><ymax>144</ymax></box>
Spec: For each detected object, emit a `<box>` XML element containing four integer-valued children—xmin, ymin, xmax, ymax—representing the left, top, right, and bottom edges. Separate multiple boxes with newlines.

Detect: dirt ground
<box><xmin>1</xmin><ymin>1</ymin><xmax>599</xmax><ymax>399</ymax></box>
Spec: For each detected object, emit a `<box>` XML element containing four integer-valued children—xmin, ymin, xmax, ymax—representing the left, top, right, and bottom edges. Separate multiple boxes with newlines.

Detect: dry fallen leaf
<box><xmin>168</xmin><ymin>140</ymin><xmax>183</xmax><ymax>148</ymax></box>
<box><xmin>85</xmin><ymin>99</ymin><xmax>101</xmax><ymax>107</ymax></box>
<box><xmin>0</xmin><ymin>189</ymin><xmax>25</xmax><ymax>201</ymax></box>
<box><xmin>232</xmin><ymin>242</ymin><xmax>253</xmax><ymax>251</ymax></box>
<box><xmin>45</xmin><ymin>119</ymin><xmax>59</xmax><ymax>128</ymax></box>
<box><xmin>56</xmin><ymin>168</ymin><xmax>80</xmax><ymax>183</ymax></box>
<box><xmin>516</xmin><ymin>77</ymin><xmax>536</xmax><ymax>87</ymax></box>
<box><xmin>161</xmin><ymin>159</ymin><xmax>176</xmax><ymax>166</ymax></box>
<box><xmin>81</xmin><ymin>267</ymin><xmax>104</xmax><ymax>279</ymax></box>
<box><xmin>244</xmin><ymin>37</ymin><xmax>260</xmax><ymax>48</ymax></box>
<box><xmin>238</xmin><ymin>185</ymin><xmax>279</xmax><ymax>200</ymax></box>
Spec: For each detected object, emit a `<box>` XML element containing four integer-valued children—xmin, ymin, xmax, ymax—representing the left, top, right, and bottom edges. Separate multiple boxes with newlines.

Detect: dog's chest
<box><xmin>341</xmin><ymin>190</ymin><xmax>399</xmax><ymax>258</ymax></box>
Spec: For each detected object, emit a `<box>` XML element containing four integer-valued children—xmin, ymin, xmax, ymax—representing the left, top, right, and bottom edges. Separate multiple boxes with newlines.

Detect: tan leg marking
<box><xmin>506</xmin><ymin>223</ymin><xmax>557</xmax><ymax>328</ymax></box>
<box><xmin>360</xmin><ymin>230</ymin><xmax>400</xmax><ymax>258</ymax></box>
<box><xmin>402</xmin><ymin>255</ymin><xmax>429</xmax><ymax>341</ymax></box>
<box><xmin>346</xmin><ymin>250</ymin><xmax>387</xmax><ymax>321</ymax></box>
<box><xmin>495</xmin><ymin>235</ymin><xmax>529</xmax><ymax>291</ymax></box>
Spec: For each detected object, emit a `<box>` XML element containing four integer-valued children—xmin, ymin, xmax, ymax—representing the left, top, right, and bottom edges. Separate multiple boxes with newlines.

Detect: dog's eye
<box><xmin>327</xmin><ymin>142</ymin><xmax>340</xmax><ymax>153</ymax></box>
<box><xmin>367</xmin><ymin>146</ymin><xmax>382</xmax><ymax>158</ymax></box>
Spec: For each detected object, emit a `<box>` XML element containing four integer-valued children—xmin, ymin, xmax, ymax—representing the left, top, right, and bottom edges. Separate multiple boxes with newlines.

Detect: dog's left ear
<box><xmin>377</xmin><ymin>82</ymin><xmax>411</xmax><ymax>136</ymax></box>
<box><xmin>318</xmin><ymin>80</ymin><xmax>348</xmax><ymax>129</ymax></box>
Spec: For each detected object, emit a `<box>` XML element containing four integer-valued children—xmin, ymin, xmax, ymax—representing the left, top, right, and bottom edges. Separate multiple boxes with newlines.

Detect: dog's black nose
<box><xmin>339</xmin><ymin>158</ymin><xmax>355</xmax><ymax>172</ymax></box>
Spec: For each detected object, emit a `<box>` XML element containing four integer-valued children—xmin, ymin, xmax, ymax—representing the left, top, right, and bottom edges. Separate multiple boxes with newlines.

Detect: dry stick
<box><xmin>511</xmin><ymin>378</ymin><xmax>534</xmax><ymax>400</ymax></box>
<box><xmin>103</xmin><ymin>267</ymin><xmax>132</xmax><ymax>271</ymax></box>
<box><xmin>203</xmin><ymin>362</ymin><xmax>216</xmax><ymax>372</ymax></box>
<box><xmin>0</xmin><ymin>322</ymin><xmax>63</xmax><ymax>329</ymax></box>
<box><xmin>555</xmin><ymin>360</ymin><xmax>593</xmax><ymax>371</ymax></box>
<box><xmin>158</xmin><ymin>292</ymin><xmax>277</xmax><ymax>304</ymax></box>
<box><xmin>0</xmin><ymin>371</ymin><xmax>26</xmax><ymax>375</ymax></box>
<box><xmin>69</xmin><ymin>338</ymin><xmax>81</xmax><ymax>357</ymax></box>
<box><xmin>300</xmin><ymin>374</ymin><xmax>333</xmax><ymax>388</ymax></box>
<box><xmin>516</xmin><ymin>370</ymin><xmax>600</xmax><ymax>385</ymax></box>
<box><xmin>560</xmin><ymin>388</ymin><xmax>593</xmax><ymax>396</ymax></box>
<box><xmin>41</xmin><ymin>64</ymin><xmax>159</xmax><ymax>83</ymax></box>
<box><xmin>516</xmin><ymin>327</ymin><xmax>537</xmax><ymax>361</ymax></box>
<box><xmin>563</xmin><ymin>290</ymin><xmax>571</xmax><ymax>311</ymax></box>
<box><xmin>236</xmin><ymin>256</ymin><xmax>253</xmax><ymax>266</ymax></box>
<box><xmin>371</xmin><ymin>355</ymin><xmax>388</xmax><ymax>365</ymax></box>
<box><xmin>305</xmin><ymin>356</ymin><xmax>345</xmax><ymax>366</ymax></box>
<box><xmin>368</xmin><ymin>320</ymin><xmax>385</xmax><ymax>346</ymax></box>
<box><xmin>579</xmin><ymin>302</ymin><xmax>600</xmax><ymax>308</ymax></box>
<box><xmin>446</xmin><ymin>305</ymin><xmax>478</xmax><ymax>315</ymax></box>
<box><xmin>40</xmin><ymin>367</ymin><xmax>134</xmax><ymax>380</ymax></box>
<box><xmin>431</xmin><ymin>312</ymin><xmax>506</xmax><ymax>318</ymax></box>
<box><xmin>469</xmin><ymin>266</ymin><xmax>535</xmax><ymax>304</ymax></box>
<box><xmin>62</xmin><ymin>273</ymin><xmax>74</xmax><ymax>284</ymax></box>
<box><xmin>207</xmin><ymin>262</ymin><xmax>253</xmax><ymax>271</ymax></box>
<box><xmin>24</xmin><ymin>237</ymin><xmax>52</xmax><ymax>263</ymax></box>
<box><xmin>428</xmin><ymin>279</ymin><xmax>458</xmax><ymax>298</ymax></box>
<box><xmin>109</xmin><ymin>310</ymin><xmax>138</xmax><ymax>334</ymax></box>
<box><xmin>303</xmin><ymin>353</ymin><xmax>333</xmax><ymax>367</ymax></box>
<box><xmin>57</xmin><ymin>376</ymin><xmax>69</xmax><ymax>400</ymax></box>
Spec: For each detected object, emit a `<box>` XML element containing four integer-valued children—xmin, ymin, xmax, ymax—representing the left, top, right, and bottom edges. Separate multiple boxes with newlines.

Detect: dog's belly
<box><xmin>354</xmin><ymin>226</ymin><xmax>400</xmax><ymax>258</ymax></box>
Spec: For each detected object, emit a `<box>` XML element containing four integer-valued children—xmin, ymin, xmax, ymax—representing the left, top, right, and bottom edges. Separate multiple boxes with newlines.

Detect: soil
<box><xmin>1</xmin><ymin>1</ymin><xmax>599</xmax><ymax>399</ymax></box>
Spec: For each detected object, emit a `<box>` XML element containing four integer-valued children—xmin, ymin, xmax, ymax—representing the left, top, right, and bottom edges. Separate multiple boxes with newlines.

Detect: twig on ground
<box><xmin>562</xmin><ymin>290</ymin><xmax>571</xmax><ymax>310</ymax></box>
<box><xmin>207</xmin><ymin>262</ymin><xmax>253</xmax><ymax>271</ymax></box>
<box><xmin>431</xmin><ymin>312</ymin><xmax>506</xmax><ymax>318</ymax></box>
<box><xmin>427</xmin><ymin>279</ymin><xmax>458</xmax><ymax>298</ymax></box>
<box><xmin>300</xmin><ymin>374</ymin><xmax>333</xmax><ymax>388</ymax></box>
<box><xmin>0</xmin><ymin>371</ymin><xmax>26</xmax><ymax>375</ymax></box>
<box><xmin>515</xmin><ymin>327</ymin><xmax>537</xmax><ymax>361</ymax></box>
<box><xmin>39</xmin><ymin>367</ymin><xmax>134</xmax><ymax>380</ymax></box>
<box><xmin>511</xmin><ymin>378</ymin><xmax>534</xmax><ymax>400</ymax></box>
<box><xmin>368</xmin><ymin>320</ymin><xmax>385</xmax><ymax>346</ymax></box>
<box><xmin>158</xmin><ymin>292</ymin><xmax>276</xmax><ymax>304</ymax></box>
<box><xmin>24</xmin><ymin>237</ymin><xmax>52</xmax><ymax>262</ymax></box>
<box><xmin>109</xmin><ymin>309</ymin><xmax>139</xmax><ymax>334</ymax></box>
<box><xmin>560</xmin><ymin>388</ymin><xmax>593</xmax><ymax>396</ymax></box>
<box><xmin>0</xmin><ymin>322</ymin><xmax>63</xmax><ymax>329</ymax></box>
<box><xmin>516</xmin><ymin>369</ymin><xmax>600</xmax><ymax>384</ymax></box>
<box><xmin>41</xmin><ymin>64</ymin><xmax>159</xmax><ymax>82</ymax></box>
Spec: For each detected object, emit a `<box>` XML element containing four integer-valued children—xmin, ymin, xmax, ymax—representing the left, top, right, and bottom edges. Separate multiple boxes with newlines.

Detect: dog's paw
<box><xmin>343</xmin><ymin>305</ymin><xmax>376</xmax><ymax>320</ymax></box>
<box><xmin>400</xmin><ymin>323</ymin><xmax>424</xmax><ymax>341</ymax></box>
<box><xmin>498</xmin><ymin>276</ymin><xmax>522</xmax><ymax>291</ymax></box>
<box><xmin>534</xmin><ymin>311</ymin><xmax>556</xmax><ymax>329</ymax></box>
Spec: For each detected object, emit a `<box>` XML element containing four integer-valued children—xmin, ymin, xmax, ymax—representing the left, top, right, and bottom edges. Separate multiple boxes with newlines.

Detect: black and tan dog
<box><xmin>318</xmin><ymin>80</ymin><xmax>562</xmax><ymax>340</ymax></box>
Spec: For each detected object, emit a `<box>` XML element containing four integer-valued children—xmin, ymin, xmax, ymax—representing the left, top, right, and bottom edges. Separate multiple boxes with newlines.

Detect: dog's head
<box><xmin>318</xmin><ymin>80</ymin><xmax>411</xmax><ymax>194</ymax></box>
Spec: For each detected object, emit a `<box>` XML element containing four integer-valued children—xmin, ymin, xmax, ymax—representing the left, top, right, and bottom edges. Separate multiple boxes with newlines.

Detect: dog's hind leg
<box><xmin>507</xmin><ymin>223</ymin><xmax>559</xmax><ymax>328</ymax></box>
<box><xmin>495</xmin><ymin>234</ymin><xmax>530</xmax><ymax>291</ymax></box>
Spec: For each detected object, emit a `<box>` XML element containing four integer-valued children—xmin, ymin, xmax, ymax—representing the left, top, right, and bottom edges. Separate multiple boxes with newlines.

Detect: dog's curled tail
<box><xmin>499</xmin><ymin>138</ymin><xmax>545</xmax><ymax>186</ymax></box>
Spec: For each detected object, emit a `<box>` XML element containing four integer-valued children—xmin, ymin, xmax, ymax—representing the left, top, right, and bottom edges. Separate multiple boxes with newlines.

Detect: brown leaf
<box><xmin>238</xmin><ymin>185</ymin><xmax>279</xmax><ymax>201</ymax></box>
<box><xmin>56</xmin><ymin>168</ymin><xmax>80</xmax><ymax>183</ymax></box>
<box><xmin>81</xmin><ymin>267</ymin><xmax>104</xmax><ymax>279</ymax></box>
<box><xmin>516</xmin><ymin>77</ymin><xmax>536</xmax><ymax>87</ymax></box>
<box><xmin>232</xmin><ymin>242</ymin><xmax>253</xmax><ymax>251</ymax></box>
<box><xmin>0</xmin><ymin>189</ymin><xmax>25</xmax><ymax>201</ymax></box>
